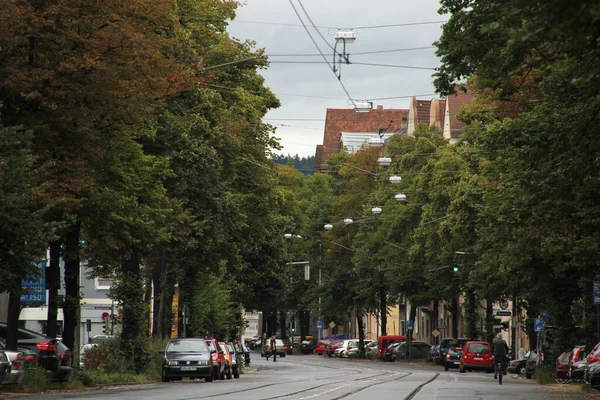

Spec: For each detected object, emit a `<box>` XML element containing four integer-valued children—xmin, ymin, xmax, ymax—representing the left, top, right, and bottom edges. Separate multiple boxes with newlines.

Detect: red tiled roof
<box><xmin>315</xmin><ymin>107</ymin><xmax>409</xmax><ymax>171</ymax></box>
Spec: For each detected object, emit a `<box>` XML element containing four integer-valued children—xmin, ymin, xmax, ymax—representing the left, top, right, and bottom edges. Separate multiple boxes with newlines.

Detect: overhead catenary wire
<box><xmin>231</xmin><ymin>19</ymin><xmax>447</xmax><ymax>30</ymax></box>
<box><xmin>287</xmin><ymin>0</ymin><xmax>357</xmax><ymax>108</ymax></box>
<box><xmin>267</xmin><ymin>61</ymin><xmax>437</xmax><ymax>70</ymax></box>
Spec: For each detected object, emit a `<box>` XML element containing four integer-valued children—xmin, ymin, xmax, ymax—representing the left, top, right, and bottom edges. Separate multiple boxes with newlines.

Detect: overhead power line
<box><xmin>231</xmin><ymin>19</ymin><xmax>446</xmax><ymax>30</ymax></box>
<box><xmin>268</xmin><ymin>60</ymin><xmax>438</xmax><ymax>70</ymax></box>
<box><xmin>288</xmin><ymin>0</ymin><xmax>357</xmax><ymax>108</ymax></box>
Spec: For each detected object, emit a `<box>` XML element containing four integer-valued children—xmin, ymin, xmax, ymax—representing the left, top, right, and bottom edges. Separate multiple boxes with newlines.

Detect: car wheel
<box><xmin>233</xmin><ymin>367</ymin><xmax>240</xmax><ymax>379</ymax></box>
<box><xmin>459</xmin><ymin>366</ymin><xmax>465</xmax><ymax>373</ymax></box>
<box><xmin>556</xmin><ymin>377</ymin><xmax>570</xmax><ymax>384</ymax></box>
<box><xmin>226</xmin><ymin>370</ymin><xmax>232</xmax><ymax>380</ymax></box>
<box><xmin>445</xmin><ymin>364</ymin><xmax>449</xmax><ymax>371</ymax></box>
<box><xmin>517</xmin><ymin>366</ymin><xmax>525</xmax><ymax>375</ymax></box>
<box><xmin>161</xmin><ymin>370</ymin><xmax>170</xmax><ymax>383</ymax></box>
<box><xmin>220</xmin><ymin>372</ymin><xmax>225</xmax><ymax>380</ymax></box>
<box><xmin>206</xmin><ymin>375</ymin><xmax>213</xmax><ymax>382</ymax></box>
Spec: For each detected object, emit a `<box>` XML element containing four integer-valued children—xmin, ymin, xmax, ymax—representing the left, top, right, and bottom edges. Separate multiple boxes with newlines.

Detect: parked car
<box><xmin>382</xmin><ymin>342</ymin><xmax>403</xmax><ymax>362</ymax></box>
<box><xmin>365</xmin><ymin>341</ymin><xmax>378</xmax><ymax>358</ymax></box>
<box><xmin>282</xmin><ymin>338</ymin><xmax>294</xmax><ymax>355</ymax></box>
<box><xmin>0</xmin><ymin>323</ymin><xmax>72</xmax><ymax>382</ymax></box>
<box><xmin>588</xmin><ymin>341</ymin><xmax>600</xmax><ymax>365</ymax></box>
<box><xmin>554</xmin><ymin>351</ymin><xmax>572</xmax><ymax>383</ymax></box>
<box><xmin>161</xmin><ymin>338</ymin><xmax>213</xmax><ymax>382</ymax></box>
<box><xmin>395</xmin><ymin>341</ymin><xmax>432</xmax><ymax>360</ymax></box>
<box><xmin>225</xmin><ymin>342</ymin><xmax>240</xmax><ymax>379</ymax></box>
<box><xmin>261</xmin><ymin>338</ymin><xmax>287</xmax><ymax>358</ymax></box>
<box><xmin>325</xmin><ymin>340</ymin><xmax>344</xmax><ymax>357</ymax></box>
<box><xmin>507</xmin><ymin>355</ymin><xmax>528</xmax><ymax>374</ymax></box>
<box><xmin>525</xmin><ymin>350</ymin><xmax>539</xmax><ymax>379</ymax></box>
<box><xmin>459</xmin><ymin>341</ymin><xmax>493</xmax><ymax>373</ymax></box>
<box><xmin>439</xmin><ymin>338</ymin><xmax>468</xmax><ymax>366</ymax></box>
<box><xmin>0</xmin><ymin>352</ymin><xmax>9</xmax><ymax>384</ymax></box>
<box><xmin>300</xmin><ymin>339</ymin><xmax>318</xmax><ymax>354</ymax></box>
<box><xmin>0</xmin><ymin>340</ymin><xmax>36</xmax><ymax>369</ymax></box>
<box><xmin>346</xmin><ymin>340</ymin><xmax>373</xmax><ymax>357</ymax></box>
<box><xmin>236</xmin><ymin>341</ymin><xmax>250</xmax><ymax>365</ymax></box>
<box><xmin>316</xmin><ymin>339</ymin><xmax>332</xmax><ymax>355</ymax></box>
<box><xmin>585</xmin><ymin>360</ymin><xmax>600</xmax><ymax>388</ymax></box>
<box><xmin>427</xmin><ymin>345</ymin><xmax>439</xmax><ymax>362</ymax></box>
<box><xmin>0</xmin><ymin>347</ymin><xmax>24</xmax><ymax>385</ymax></box>
<box><xmin>570</xmin><ymin>359</ymin><xmax>588</xmax><ymax>381</ymax></box>
<box><xmin>377</xmin><ymin>335</ymin><xmax>407</xmax><ymax>360</ymax></box>
<box><xmin>205</xmin><ymin>338</ymin><xmax>224</xmax><ymax>380</ymax></box>
<box><xmin>444</xmin><ymin>346</ymin><xmax>463</xmax><ymax>371</ymax></box>
<box><xmin>218</xmin><ymin>342</ymin><xmax>233</xmax><ymax>379</ymax></box>
<box><xmin>333</xmin><ymin>339</ymin><xmax>355</xmax><ymax>358</ymax></box>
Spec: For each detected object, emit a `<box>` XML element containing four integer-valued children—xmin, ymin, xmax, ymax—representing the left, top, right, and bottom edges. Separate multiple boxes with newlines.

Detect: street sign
<box><xmin>20</xmin><ymin>260</ymin><xmax>47</xmax><ymax>303</ymax></box>
<box><xmin>329</xmin><ymin>321</ymin><xmax>336</xmax><ymax>329</ymax></box>
<box><xmin>316</xmin><ymin>321</ymin><xmax>323</xmax><ymax>329</ymax></box>
<box><xmin>407</xmin><ymin>320</ymin><xmax>413</xmax><ymax>330</ymax></box>
<box><xmin>496</xmin><ymin>310</ymin><xmax>512</xmax><ymax>317</ymax></box>
<box><xmin>437</xmin><ymin>325</ymin><xmax>447</xmax><ymax>330</ymax></box>
<box><xmin>432</xmin><ymin>329</ymin><xmax>439</xmax><ymax>337</ymax></box>
<box><xmin>594</xmin><ymin>282</ymin><xmax>600</xmax><ymax>304</ymax></box>
<box><xmin>534</xmin><ymin>318</ymin><xmax>544</xmax><ymax>332</ymax></box>
<box><xmin>500</xmin><ymin>300</ymin><xmax>509</xmax><ymax>310</ymax></box>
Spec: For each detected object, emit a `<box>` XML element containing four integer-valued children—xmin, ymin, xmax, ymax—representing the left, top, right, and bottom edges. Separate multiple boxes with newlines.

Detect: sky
<box><xmin>227</xmin><ymin>0</ymin><xmax>447</xmax><ymax>158</ymax></box>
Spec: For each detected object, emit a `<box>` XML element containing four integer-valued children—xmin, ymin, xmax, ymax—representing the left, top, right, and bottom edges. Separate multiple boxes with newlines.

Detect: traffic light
<box><xmin>102</xmin><ymin>316</ymin><xmax>109</xmax><ymax>334</ymax></box>
<box><xmin>452</xmin><ymin>265</ymin><xmax>459</xmax><ymax>272</ymax></box>
<box><xmin>291</xmin><ymin>319</ymin><xmax>295</xmax><ymax>333</ymax></box>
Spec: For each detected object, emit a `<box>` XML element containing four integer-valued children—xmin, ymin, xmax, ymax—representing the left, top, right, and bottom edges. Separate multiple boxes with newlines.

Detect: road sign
<box><xmin>437</xmin><ymin>325</ymin><xmax>447</xmax><ymax>330</ymax></box>
<box><xmin>316</xmin><ymin>321</ymin><xmax>323</xmax><ymax>329</ymax></box>
<box><xmin>534</xmin><ymin>318</ymin><xmax>544</xmax><ymax>332</ymax></box>
<box><xmin>20</xmin><ymin>260</ymin><xmax>47</xmax><ymax>303</ymax></box>
<box><xmin>407</xmin><ymin>320</ymin><xmax>413</xmax><ymax>330</ymax></box>
<box><xmin>594</xmin><ymin>282</ymin><xmax>600</xmax><ymax>304</ymax></box>
<box><xmin>500</xmin><ymin>300</ymin><xmax>509</xmax><ymax>310</ymax></box>
<box><xmin>329</xmin><ymin>321</ymin><xmax>336</xmax><ymax>329</ymax></box>
<box><xmin>496</xmin><ymin>310</ymin><xmax>512</xmax><ymax>317</ymax></box>
<box><xmin>432</xmin><ymin>329</ymin><xmax>439</xmax><ymax>337</ymax></box>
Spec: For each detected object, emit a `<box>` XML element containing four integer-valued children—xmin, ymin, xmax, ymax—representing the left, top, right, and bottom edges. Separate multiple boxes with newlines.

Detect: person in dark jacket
<box><xmin>266</xmin><ymin>335</ymin><xmax>277</xmax><ymax>362</ymax></box>
<box><xmin>492</xmin><ymin>333</ymin><xmax>510</xmax><ymax>379</ymax></box>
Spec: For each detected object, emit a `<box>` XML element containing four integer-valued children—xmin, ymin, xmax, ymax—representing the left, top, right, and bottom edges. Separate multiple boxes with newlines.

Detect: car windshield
<box><xmin>206</xmin><ymin>341</ymin><xmax>217</xmax><ymax>352</ymax></box>
<box><xmin>219</xmin><ymin>343</ymin><xmax>227</xmax><ymax>352</ymax></box>
<box><xmin>468</xmin><ymin>344</ymin><xmax>489</xmax><ymax>354</ymax></box>
<box><xmin>226</xmin><ymin>343</ymin><xmax>234</xmax><ymax>352</ymax></box>
<box><xmin>166</xmin><ymin>340</ymin><xmax>208</xmax><ymax>353</ymax></box>
<box><xmin>559</xmin><ymin>352</ymin><xmax>572</xmax><ymax>361</ymax></box>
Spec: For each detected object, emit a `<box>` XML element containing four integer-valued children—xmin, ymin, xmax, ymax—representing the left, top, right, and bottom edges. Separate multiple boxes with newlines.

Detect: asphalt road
<box><xmin>16</xmin><ymin>355</ymin><xmax>569</xmax><ymax>400</ymax></box>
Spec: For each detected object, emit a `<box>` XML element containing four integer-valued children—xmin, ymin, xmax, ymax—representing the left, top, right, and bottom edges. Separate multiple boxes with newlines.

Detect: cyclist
<box><xmin>492</xmin><ymin>333</ymin><xmax>510</xmax><ymax>379</ymax></box>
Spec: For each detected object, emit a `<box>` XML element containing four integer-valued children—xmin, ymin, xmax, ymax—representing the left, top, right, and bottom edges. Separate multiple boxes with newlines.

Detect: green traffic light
<box><xmin>453</xmin><ymin>266</ymin><xmax>459</xmax><ymax>272</ymax></box>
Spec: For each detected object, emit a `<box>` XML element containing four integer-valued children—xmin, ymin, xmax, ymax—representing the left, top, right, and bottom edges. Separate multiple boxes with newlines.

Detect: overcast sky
<box><xmin>227</xmin><ymin>0</ymin><xmax>447</xmax><ymax>158</ymax></box>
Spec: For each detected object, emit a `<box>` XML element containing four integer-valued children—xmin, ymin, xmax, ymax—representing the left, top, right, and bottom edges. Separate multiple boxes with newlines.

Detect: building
<box><xmin>313</xmin><ymin>105</ymin><xmax>409</xmax><ymax>172</ymax></box>
<box><xmin>443</xmin><ymin>89</ymin><xmax>476</xmax><ymax>143</ymax></box>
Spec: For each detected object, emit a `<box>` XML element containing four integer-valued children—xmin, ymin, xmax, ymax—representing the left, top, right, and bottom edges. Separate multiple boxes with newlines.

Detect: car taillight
<box><xmin>446</xmin><ymin>354</ymin><xmax>451</xmax><ymax>359</ymax></box>
<box><xmin>283</xmin><ymin>346</ymin><xmax>287</xmax><ymax>349</ymax></box>
<box><xmin>24</xmin><ymin>355</ymin><xmax>36</xmax><ymax>364</ymax></box>
<box><xmin>59</xmin><ymin>352</ymin><xmax>70</xmax><ymax>362</ymax></box>
<box><xmin>348</xmin><ymin>346</ymin><xmax>353</xmax><ymax>350</ymax></box>
<box><xmin>36</xmin><ymin>342</ymin><xmax>56</xmax><ymax>352</ymax></box>
<box><xmin>12</xmin><ymin>360</ymin><xmax>22</xmax><ymax>369</ymax></box>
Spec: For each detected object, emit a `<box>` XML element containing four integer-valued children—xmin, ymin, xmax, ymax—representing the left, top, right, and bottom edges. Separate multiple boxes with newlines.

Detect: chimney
<box><xmin>377</xmin><ymin>104</ymin><xmax>383</xmax><ymax>110</ymax></box>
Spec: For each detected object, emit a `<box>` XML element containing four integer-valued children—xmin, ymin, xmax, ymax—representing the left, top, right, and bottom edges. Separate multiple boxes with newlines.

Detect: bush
<box><xmin>16</xmin><ymin>368</ymin><xmax>50</xmax><ymax>392</ymax></box>
<box><xmin>533</xmin><ymin>364</ymin><xmax>555</xmax><ymax>384</ymax></box>
<box><xmin>76</xmin><ymin>370</ymin><xmax>147</xmax><ymax>386</ymax></box>
<box><xmin>83</xmin><ymin>339</ymin><xmax>129</xmax><ymax>373</ymax></box>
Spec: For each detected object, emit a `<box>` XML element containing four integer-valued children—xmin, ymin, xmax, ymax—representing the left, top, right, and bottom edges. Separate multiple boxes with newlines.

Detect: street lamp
<box><xmin>324</xmin><ymin>223</ymin><xmax>333</xmax><ymax>231</ymax></box>
<box><xmin>377</xmin><ymin>157</ymin><xmax>392</xmax><ymax>166</ymax></box>
<box><xmin>343</xmin><ymin>218</ymin><xmax>354</xmax><ymax>225</ymax></box>
<box><xmin>395</xmin><ymin>194</ymin><xmax>407</xmax><ymax>202</ymax></box>
<box><xmin>371</xmin><ymin>206</ymin><xmax>382</xmax><ymax>215</ymax></box>
<box><xmin>389</xmin><ymin>175</ymin><xmax>402</xmax><ymax>184</ymax></box>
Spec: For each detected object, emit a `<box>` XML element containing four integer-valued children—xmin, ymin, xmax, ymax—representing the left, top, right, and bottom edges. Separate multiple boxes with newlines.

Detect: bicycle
<box><xmin>497</xmin><ymin>360</ymin><xmax>503</xmax><ymax>384</ymax></box>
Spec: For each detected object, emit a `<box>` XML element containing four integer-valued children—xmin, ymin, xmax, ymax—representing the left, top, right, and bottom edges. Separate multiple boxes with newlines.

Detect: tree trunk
<box><xmin>119</xmin><ymin>249</ymin><xmax>147</xmax><ymax>372</ymax></box>
<box><xmin>379</xmin><ymin>286</ymin><xmax>387</xmax><ymax>336</ymax></box>
<box><xmin>356</xmin><ymin>308</ymin><xmax>365</xmax><ymax>358</ymax></box>
<box><xmin>62</xmin><ymin>222</ymin><xmax>81</xmax><ymax>352</ymax></box>
<box><xmin>279</xmin><ymin>310</ymin><xmax>286</xmax><ymax>338</ymax></box>
<box><xmin>465</xmin><ymin>289</ymin><xmax>478</xmax><ymax>340</ymax></box>
<box><xmin>451</xmin><ymin>297</ymin><xmax>459</xmax><ymax>338</ymax></box>
<box><xmin>432</xmin><ymin>299</ymin><xmax>439</xmax><ymax>344</ymax></box>
<box><xmin>485</xmin><ymin>297</ymin><xmax>495</xmax><ymax>344</ymax></box>
<box><xmin>46</xmin><ymin>240</ymin><xmax>61</xmax><ymax>339</ymax></box>
<box><xmin>156</xmin><ymin>251</ymin><xmax>169</xmax><ymax>339</ymax></box>
<box><xmin>6</xmin><ymin>282</ymin><xmax>22</xmax><ymax>351</ymax></box>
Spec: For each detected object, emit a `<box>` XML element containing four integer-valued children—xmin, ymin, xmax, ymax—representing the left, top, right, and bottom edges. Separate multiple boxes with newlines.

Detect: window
<box><xmin>468</xmin><ymin>344</ymin><xmax>489</xmax><ymax>354</ymax></box>
<box><xmin>95</xmin><ymin>277</ymin><xmax>113</xmax><ymax>290</ymax></box>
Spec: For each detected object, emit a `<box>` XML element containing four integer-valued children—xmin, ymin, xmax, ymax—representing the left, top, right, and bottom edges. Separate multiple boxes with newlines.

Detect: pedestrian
<box><xmin>269</xmin><ymin>335</ymin><xmax>277</xmax><ymax>362</ymax></box>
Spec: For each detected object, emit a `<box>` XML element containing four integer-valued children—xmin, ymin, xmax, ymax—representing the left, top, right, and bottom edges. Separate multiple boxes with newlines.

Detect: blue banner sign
<box><xmin>534</xmin><ymin>318</ymin><xmax>543</xmax><ymax>332</ymax></box>
<box><xmin>20</xmin><ymin>260</ymin><xmax>47</xmax><ymax>303</ymax></box>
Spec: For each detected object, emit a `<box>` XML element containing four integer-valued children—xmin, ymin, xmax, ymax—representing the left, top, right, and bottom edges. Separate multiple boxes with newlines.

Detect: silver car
<box><xmin>0</xmin><ymin>343</ymin><xmax>25</xmax><ymax>385</ymax></box>
<box><xmin>0</xmin><ymin>351</ymin><xmax>11</xmax><ymax>384</ymax></box>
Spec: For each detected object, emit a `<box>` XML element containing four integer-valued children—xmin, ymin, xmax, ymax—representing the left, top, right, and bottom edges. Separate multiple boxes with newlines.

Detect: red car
<box><xmin>325</xmin><ymin>340</ymin><xmax>344</xmax><ymax>357</ymax></box>
<box><xmin>587</xmin><ymin>341</ymin><xmax>600</xmax><ymax>365</ymax></box>
<box><xmin>459</xmin><ymin>341</ymin><xmax>494</xmax><ymax>373</ymax></box>
<box><xmin>205</xmin><ymin>338</ymin><xmax>225</xmax><ymax>380</ymax></box>
<box><xmin>555</xmin><ymin>351</ymin><xmax>572</xmax><ymax>383</ymax></box>
<box><xmin>316</xmin><ymin>339</ymin><xmax>332</xmax><ymax>355</ymax></box>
